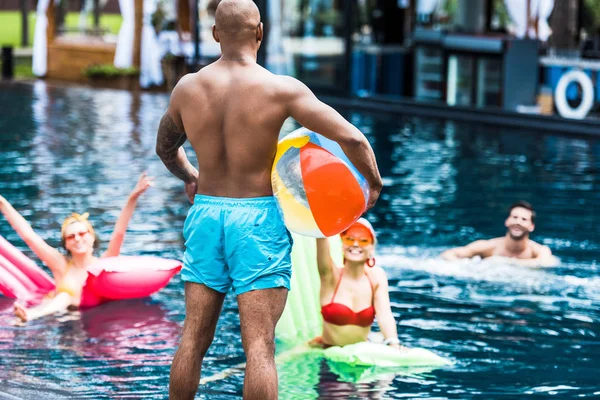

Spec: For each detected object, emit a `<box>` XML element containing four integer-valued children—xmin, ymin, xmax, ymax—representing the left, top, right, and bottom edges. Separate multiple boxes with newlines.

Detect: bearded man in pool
<box><xmin>441</xmin><ymin>201</ymin><xmax>558</xmax><ymax>267</ymax></box>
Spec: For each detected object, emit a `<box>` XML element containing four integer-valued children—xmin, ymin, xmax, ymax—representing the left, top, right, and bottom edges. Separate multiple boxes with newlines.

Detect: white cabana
<box><xmin>139</xmin><ymin>0</ymin><xmax>164</xmax><ymax>87</ymax></box>
<box><xmin>114</xmin><ymin>0</ymin><xmax>135</xmax><ymax>68</ymax></box>
<box><xmin>32</xmin><ymin>0</ymin><xmax>53</xmax><ymax>76</ymax></box>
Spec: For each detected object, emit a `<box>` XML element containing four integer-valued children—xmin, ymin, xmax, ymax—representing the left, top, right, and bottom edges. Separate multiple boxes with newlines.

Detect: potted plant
<box><xmin>83</xmin><ymin>64</ymin><xmax>140</xmax><ymax>90</ymax></box>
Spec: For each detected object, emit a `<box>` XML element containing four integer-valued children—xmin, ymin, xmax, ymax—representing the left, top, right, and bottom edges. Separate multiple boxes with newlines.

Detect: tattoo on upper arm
<box><xmin>156</xmin><ymin>113</ymin><xmax>187</xmax><ymax>159</ymax></box>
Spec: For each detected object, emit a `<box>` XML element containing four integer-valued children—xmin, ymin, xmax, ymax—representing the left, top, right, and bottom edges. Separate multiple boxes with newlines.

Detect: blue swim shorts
<box><xmin>182</xmin><ymin>194</ymin><xmax>293</xmax><ymax>296</ymax></box>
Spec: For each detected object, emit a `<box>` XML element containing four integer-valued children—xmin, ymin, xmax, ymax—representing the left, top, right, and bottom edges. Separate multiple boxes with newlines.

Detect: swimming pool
<box><xmin>0</xmin><ymin>82</ymin><xmax>598</xmax><ymax>399</ymax></box>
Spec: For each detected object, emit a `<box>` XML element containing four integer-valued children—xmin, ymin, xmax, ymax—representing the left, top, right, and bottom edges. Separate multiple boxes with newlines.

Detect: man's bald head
<box><xmin>214</xmin><ymin>0</ymin><xmax>261</xmax><ymax>42</ymax></box>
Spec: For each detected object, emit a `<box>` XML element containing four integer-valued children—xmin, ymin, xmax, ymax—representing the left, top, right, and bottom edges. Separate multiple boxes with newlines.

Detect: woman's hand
<box><xmin>103</xmin><ymin>173</ymin><xmax>153</xmax><ymax>258</ymax></box>
<box><xmin>389</xmin><ymin>343</ymin><xmax>409</xmax><ymax>351</ymax></box>
<box><xmin>130</xmin><ymin>172</ymin><xmax>154</xmax><ymax>200</ymax></box>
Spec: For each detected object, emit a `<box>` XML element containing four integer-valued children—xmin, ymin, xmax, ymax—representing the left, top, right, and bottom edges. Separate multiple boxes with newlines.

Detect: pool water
<box><xmin>0</xmin><ymin>82</ymin><xmax>598</xmax><ymax>399</ymax></box>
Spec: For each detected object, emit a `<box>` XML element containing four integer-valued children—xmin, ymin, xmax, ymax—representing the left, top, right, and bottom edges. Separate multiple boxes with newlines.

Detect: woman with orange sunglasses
<box><xmin>0</xmin><ymin>173</ymin><xmax>153</xmax><ymax>323</ymax></box>
<box><xmin>310</xmin><ymin>218</ymin><xmax>404</xmax><ymax>349</ymax></box>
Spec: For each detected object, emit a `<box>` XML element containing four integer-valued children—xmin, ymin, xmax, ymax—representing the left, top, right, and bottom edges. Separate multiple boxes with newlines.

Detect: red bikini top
<box><xmin>321</xmin><ymin>270</ymin><xmax>375</xmax><ymax>327</ymax></box>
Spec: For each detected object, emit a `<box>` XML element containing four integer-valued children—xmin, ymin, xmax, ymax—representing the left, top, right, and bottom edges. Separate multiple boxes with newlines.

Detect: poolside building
<box><xmin>13</xmin><ymin>0</ymin><xmax>600</xmax><ymax>130</ymax></box>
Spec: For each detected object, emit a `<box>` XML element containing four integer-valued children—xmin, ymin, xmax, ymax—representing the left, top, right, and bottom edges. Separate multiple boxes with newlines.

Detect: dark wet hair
<box><xmin>509</xmin><ymin>201</ymin><xmax>536</xmax><ymax>223</ymax></box>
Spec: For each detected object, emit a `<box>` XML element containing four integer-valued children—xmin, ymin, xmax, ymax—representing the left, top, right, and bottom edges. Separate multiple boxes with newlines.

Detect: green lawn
<box><xmin>0</xmin><ymin>56</ymin><xmax>34</xmax><ymax>78</ymax></box>
<box><xmin>0</xmin><ymin>11</ymin><xmax>122</xmax><ymax>48</ymax></box>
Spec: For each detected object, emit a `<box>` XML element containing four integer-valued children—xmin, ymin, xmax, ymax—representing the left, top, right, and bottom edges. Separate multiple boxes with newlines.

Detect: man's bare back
<box><xmin>158</xmin><ymin>60</ymin><xmax>382</xmax><ymax>203</ymax></box>
<box><xmin>170</xmin><ymin>63</ymin><xmax>303</xmax><ymax>197</ymax></box>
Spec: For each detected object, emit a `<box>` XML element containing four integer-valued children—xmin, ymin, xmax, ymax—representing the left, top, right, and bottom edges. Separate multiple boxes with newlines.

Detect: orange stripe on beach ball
<box><xmin>300</xmin><ymin>143</ymin><xmax>366</xmax><ymax>236</ymax></box>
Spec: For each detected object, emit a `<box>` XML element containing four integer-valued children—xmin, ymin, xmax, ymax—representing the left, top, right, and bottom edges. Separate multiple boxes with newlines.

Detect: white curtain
<box><xmin>114</xmin><ymin>0</ymin><xmax>135</xmax><ymax>68</ymax></box>
<box><xmin>266</xmin><ymin>0</ymin><xmax>293</xmax><ymax>75</ymax></box>
<box><xmin>158</xmin><ymin>31</ymin><xmax>181</xmax><ymax>58</ymax></box>
<box><xmin>537</xmin><ymin>0</ymin><xmax>554</xmax><ymax>42</ymax></box>
<box><xmin>504</xmin><ymin>0</ymin><xmax>527</xmax><ymax>38</ymax></box>
<box><xmin>139</xmin><ymin>0</ymin><xmax>164</xmax><ymax>87</ymax></box>
<box><xmin>505</xmin><ymin>0</ymin><xmax>552</xmax><ymax>40</ymax></box>
<box><xmin>32</xmin><ymin>0</ymin><xmax>52</xmax><ymax>77</ymax></box>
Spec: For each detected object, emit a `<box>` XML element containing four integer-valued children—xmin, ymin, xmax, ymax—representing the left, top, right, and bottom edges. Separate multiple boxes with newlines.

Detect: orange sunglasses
<box><xmin>341</xmin><ymin>235</ymin><xmax>373</xmax><ymax>247</ymax></box>
<box><xmin>65</xmin><ymin>230</ymin><xmax>89</xmax><ymax>241</ymax></box>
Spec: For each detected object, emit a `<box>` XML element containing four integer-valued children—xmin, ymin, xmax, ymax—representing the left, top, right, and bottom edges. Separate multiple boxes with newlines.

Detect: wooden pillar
<box><xmin>133</xmin><ymin>0</ymin><xmax>143</xmax><ymax>68</ymax></box>
<box><xmin>178</xmin><ymin>0</ymin><xmax>191</xmax><ymax>33</ymax></box>
<box><xmin>47</xmin><ymin>0</ymin><xmax>56</xmax><ymax>45</ymax></box>
<box><xmin>44</xmin><ymin>0</ymin><xmax>56</xmax><ymax>77</ymax></box>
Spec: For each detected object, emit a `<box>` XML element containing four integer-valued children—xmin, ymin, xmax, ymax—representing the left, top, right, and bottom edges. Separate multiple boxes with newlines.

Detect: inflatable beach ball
<box><xmin>271</xmin><ymin>128</ymin><xmax>369</xmax><ymax>237</ymax></box>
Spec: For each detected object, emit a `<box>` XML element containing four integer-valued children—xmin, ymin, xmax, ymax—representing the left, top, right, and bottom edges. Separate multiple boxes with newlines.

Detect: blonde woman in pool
<box><xmin>0</xmin><ymin>173</ymin><xmax>153</xmax><ymax>323</ymax></box>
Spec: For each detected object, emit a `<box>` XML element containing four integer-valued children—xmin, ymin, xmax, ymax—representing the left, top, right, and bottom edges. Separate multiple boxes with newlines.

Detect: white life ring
<box><xmin>554</xmin><ymin>70</ymin><xmax>595</xmax><ymax>120</ymax></box>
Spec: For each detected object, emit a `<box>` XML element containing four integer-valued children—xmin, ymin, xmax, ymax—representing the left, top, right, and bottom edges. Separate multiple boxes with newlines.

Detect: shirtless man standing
<box><xmin>441</xmin><ymin>201</ymin><xmax>558</xmax><ymax>267</ymax></box>
<box><xmin>155</xmin><ymin>1</ymin><xmax>382</xmax><ymax>399</ymax></box>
